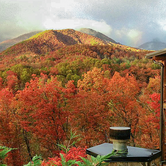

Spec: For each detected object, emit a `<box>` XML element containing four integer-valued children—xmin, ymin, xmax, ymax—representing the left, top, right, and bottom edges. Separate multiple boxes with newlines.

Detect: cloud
<box><xmin>0</xmin><ymin>0</ymin><xmax>45</xmax><ymax>41</ymax></box>
<box><xmin>43</xmin><ymin>18</ymin><xmax>112</xmax><ymax>36</ymax></box>
<box><xmin>158</xmin><ymin>20</ymin><xmax>166</xmax><ymax>31</ymax></box>
<box><xmin>111</xmin><ymin>28</ymin><xmax>142</xmax><ymax>46</ymax></box>
<box><xmin>76</xmin><ymin>0</ymin><xmax>166</xmax><ymax>46</ymax></box>
<box><xmin>1</xmin><ymin>0</ymin><xmax>166</xmax><ymax>47</ymax></box>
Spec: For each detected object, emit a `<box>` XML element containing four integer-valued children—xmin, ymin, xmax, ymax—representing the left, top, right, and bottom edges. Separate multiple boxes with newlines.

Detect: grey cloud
<box><xmin>79</xmin><ymin>0</ymin><xmax>166</xmax><ymax>46</ymax></box>
<box><xmin>0</xmin><ymin>0</ymin><xmax>47</xmax><ymax>42</ymax></box>
<box><xmin>1</xmin><ymin>0</ymin><xmax>166</xmax><ymax>47</ymax></box>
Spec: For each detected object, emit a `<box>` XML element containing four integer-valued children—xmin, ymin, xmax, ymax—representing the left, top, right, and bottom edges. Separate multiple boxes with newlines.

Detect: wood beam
<box><xmin>154</xmin><ymin>56</ymin><xmax>166</xmax><ymax>61</ymax></box>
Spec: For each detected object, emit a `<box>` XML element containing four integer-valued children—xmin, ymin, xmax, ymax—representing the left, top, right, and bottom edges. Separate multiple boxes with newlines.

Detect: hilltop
<box><xmin>0</xmin><ymin>28</ymin><xmax>117</xmax><ymax>54</ymax></box>
<box><xmin>0</xmin><ymin>29</ymin><xmax>106</xmax><ymax>56</ymax></box>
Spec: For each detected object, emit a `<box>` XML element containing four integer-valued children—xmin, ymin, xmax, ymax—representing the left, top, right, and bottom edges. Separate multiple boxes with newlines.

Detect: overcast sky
<box><xmin>1</xmin><ymin>0</ymin><xmax>166</xmax><ymax>47</ymax></box>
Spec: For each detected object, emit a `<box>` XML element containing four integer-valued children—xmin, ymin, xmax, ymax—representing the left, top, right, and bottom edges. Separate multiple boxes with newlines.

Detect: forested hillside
<box><xmin>0</xmin><ymin>29</ymin><xmax>161</xmax><ymax>165</ymax></box>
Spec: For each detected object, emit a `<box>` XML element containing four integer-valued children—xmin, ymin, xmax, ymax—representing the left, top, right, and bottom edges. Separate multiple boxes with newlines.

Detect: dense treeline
<box><xmin>0</xmin><ymin>29</ymin><xmax>161</xmax><ymax>165</ymax></box>
<box><xmin>0</xmin><ymin>65</ymin><xmax>160</xmax><ymax>165</ymax></box>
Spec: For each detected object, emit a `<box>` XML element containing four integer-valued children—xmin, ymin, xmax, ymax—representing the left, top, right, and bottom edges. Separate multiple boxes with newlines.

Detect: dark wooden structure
<box><xmin>86</xmin><ymin>143</ymin><xmax>161</xmax><ymax>165</ymax></box>
<box><xmin>87</xmin><ymin>126</ymin><xmax>161</xmax><ymax>165</ymax></box>
<box><xmin>146</xmin><ymin>48</ymin><xmax>166</xmax><ymax>162</ymax></box>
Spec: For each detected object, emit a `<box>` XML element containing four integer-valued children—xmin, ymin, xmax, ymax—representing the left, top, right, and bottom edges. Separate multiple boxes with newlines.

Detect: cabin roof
<box><xmin>146</xmin><ymin>48</ymin><xmax>166</xmax><ymax>60</ymax></box>
<box><xmin>86</xmin><ymin>143</ymin><xmax>161</xmax><ymax>162</ymax></box>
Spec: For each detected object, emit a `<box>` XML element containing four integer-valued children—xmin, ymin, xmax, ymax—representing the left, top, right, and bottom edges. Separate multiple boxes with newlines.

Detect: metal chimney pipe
<box><xmin>110</xmin><ymin>127</ymin><xmax>131</xmax><ymax>157</ymax></box>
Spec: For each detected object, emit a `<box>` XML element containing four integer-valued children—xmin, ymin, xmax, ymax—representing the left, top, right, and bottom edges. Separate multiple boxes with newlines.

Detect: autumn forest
<box><xmin>0</xmin><ymin>29</ymin><xmax>161</xmax><ymax>165</ymax></box>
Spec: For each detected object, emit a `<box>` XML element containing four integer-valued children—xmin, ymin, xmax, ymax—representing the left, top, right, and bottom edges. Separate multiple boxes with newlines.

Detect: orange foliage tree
<box><xmin>106</xmin><ymin>72</ymin><xmax>142</xmax><ymax>146</ymax></box>
<box><xmin>69</xmin><ymin>68</ymin><xmax>111</xmax><ymax>146</ymax></box>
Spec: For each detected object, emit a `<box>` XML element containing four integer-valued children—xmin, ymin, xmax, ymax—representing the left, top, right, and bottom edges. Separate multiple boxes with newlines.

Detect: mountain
<box><xmin>0</xmin><ymin>29</ymin><xmax>109</xmax><ymax>57</ymax></box>
<box><xmin>78</xmin><ymin>28</ymin><xmax>117</xmax><ymax>44</ymax></box>
<box><xmin>139</xmin><ymin>40</ymin><xmax>166</xmax><ymax>50</ymax></box>
<box><xmin>0</xmin><ymin>28</ymin><xmax>149</xmax><ymax>69</ymax></box>
<box><xmin>0</xmin><ymin>31</ymin><xmax>42</xmax><ymax>53</ymax></box>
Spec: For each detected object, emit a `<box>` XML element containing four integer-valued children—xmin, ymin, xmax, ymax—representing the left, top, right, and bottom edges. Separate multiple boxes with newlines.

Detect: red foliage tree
<box><xmin>41</xmin><ymin>147</ymin><xmax>87</xmax><ymax>166</ymax></box>
<box><xmin>6</xmin><ymin>70</ymin><xmax>18</xmax><ymax>91</ymax></box>
<box><xmin>139</xmin><ymin>93</ymin><xmax>160</xmax><ymax>149</ymax></box>
<box><xmin>0</xmin><ymin>88</ymin><xmax>23</xmax><ymax>165</ymax></box>
<box><xmin>138</xmin><ymin>75</ymin><xmax>161</xmax><ymax>149</ymax></box>
<box><xmin>16</xmin><ymin>74</ymin><xmax>76</xmax><ymax>155</ymax></box>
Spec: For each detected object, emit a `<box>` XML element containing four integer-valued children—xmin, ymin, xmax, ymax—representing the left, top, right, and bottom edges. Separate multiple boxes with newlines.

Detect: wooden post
<box><xmin>162</xmin><ymin>61</ymin><xmax>166</xmax><ymax>160</ymax></box>
<box><xmin>145</xmin><ymin>50</ymin><xmax>166</xmax><ymax>161</ymax></box>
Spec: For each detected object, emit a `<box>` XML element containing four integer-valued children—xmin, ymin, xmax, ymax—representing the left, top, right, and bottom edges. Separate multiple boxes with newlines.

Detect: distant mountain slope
<box><xmin>78</xmin><ymin>28</ymin><xmax>117</xmax><ymax>44</ymax></box>
<box><xmin>139</xmin><ymin>40</ymin><xmax>166</xmax><ymax>50</ymax></box>
<box><xmin>0</xmin><ymin>29</ymin><xmax>108</xmax><ymax>57</ymax></box>
<box><xmin>0</xmin><ymin>31</ymin><xmax>42</xmax><ymax>53</ymax></box>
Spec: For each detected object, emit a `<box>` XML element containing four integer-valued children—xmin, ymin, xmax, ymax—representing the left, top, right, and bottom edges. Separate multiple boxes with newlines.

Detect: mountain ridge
<box><xmin>0</xmin><ymin>31</ymin><xmax>42</xmax><ymax>53</ymax></box>
<box><xmin>0</xmin><ymin>28</ymin><xmax>118</xmax><ymax>53</ymax></box>
<box><xmin>78</xmin><ymin>28</ymin><xmax>117</xmax><ymax>44</ymax></box>
<box><xmin>139</xmin><ymin>40</ymin><xmax>166</xmax><ymax>50</ymax></box>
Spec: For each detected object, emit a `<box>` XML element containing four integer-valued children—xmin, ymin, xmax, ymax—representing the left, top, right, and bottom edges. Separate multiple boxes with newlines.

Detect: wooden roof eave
<box><xmin>146</xmin><ymin>48</ymin><xmax>166</xmax><ymax>61</ymax></box>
